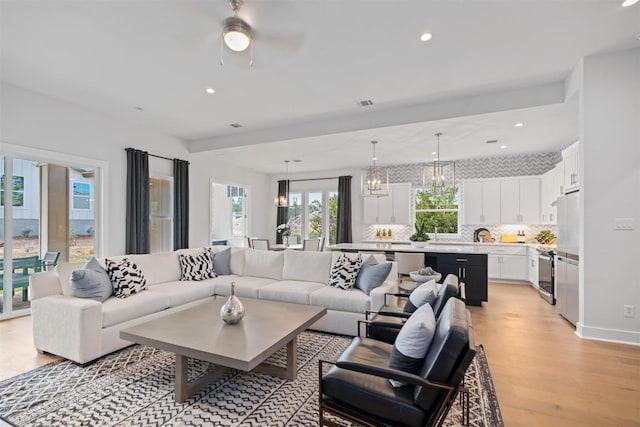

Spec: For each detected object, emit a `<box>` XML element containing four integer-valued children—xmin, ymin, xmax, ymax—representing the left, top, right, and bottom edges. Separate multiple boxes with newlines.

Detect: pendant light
<box><xmin>275</xmin><ymin>160</ymin><xmax>290</xmax><ymax>208</ymax></box>
<box><xmin>361</xmin><ymin>141</ymin><xmax>390</xmax><ymax>197</ymax></box>
<box><xmin>422</xmin><ymin>132</ymin><xmax>456</xmax><ymax>193</ymax></box>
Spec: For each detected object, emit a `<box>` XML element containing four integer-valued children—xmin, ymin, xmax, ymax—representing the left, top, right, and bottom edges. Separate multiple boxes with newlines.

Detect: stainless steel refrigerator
<box><xmin>556</xmin><ymin>191</ymin><xmax>579</xmax><ymax>325</ymax></box>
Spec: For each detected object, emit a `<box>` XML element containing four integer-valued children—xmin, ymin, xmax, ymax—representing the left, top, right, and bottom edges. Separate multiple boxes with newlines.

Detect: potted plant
<box><xmin>409</xmin><ymin>220</ymin><xmax>431</xmax><ymax>247</ymax></box>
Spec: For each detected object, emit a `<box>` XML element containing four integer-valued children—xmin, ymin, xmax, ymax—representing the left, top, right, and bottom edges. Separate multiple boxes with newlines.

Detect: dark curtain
<box><xmin>173</xmin><ymin>159</ymin><xmax>189</xmax><ymax>250</ymax></box>
<box><xmin>276</xmin><ymin>180</ymin><xmax>289</xmax><ymax>244</ymax></box>
<box><xmin>125</xmin><ymin>148</ymin><xmax>150</xmax><ymax>254</ymax></box>
<box><xmin>336</xmin><ymin>175</ymin><xmax>353</xmax><ymax>244</ymax></box>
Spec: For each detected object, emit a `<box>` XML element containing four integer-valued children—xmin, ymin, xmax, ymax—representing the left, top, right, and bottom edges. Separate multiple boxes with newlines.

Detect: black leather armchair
<box><xmin>364</xmin><ymin>281</ymin><xmax>462</xmax><ymax>344</ymax></box>
<box><xmin>319</xmin><ymin>298</ymin><xmax>475</xmax><ymax>427</ymax></box>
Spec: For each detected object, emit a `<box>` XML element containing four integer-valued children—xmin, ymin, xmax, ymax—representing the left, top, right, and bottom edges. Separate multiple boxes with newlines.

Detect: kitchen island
<box><xmin>327</xmin><ymin>243</ymin><xmax>488</xmax><ymax>306</ymax></box>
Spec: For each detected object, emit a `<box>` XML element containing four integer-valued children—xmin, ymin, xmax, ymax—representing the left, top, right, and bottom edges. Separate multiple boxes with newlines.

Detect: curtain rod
<box><xmin>289</xmin><ymin>175</ymin><xmax>350</xmax><ymax>183</ymax></box>
<box><xmin>125</xmin><ymin>147</ymin><xmax>190</xmax><ymax>165</ymax></box>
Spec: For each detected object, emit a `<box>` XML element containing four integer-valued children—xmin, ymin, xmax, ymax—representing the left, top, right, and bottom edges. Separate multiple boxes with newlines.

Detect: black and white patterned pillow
<box><xmin>179</xmin><ymin>251</ymin><xmax>216</xmax><ymax>281</ymax></box>
<box><xmin>105</xmin><ymin>258</ymin><xmax>148</xmax><ymax>299</ymax></box>
<box><xmin>328</xmin><ymin>254</ymin><xmax>363</xmax><ymax>290</ymax></box>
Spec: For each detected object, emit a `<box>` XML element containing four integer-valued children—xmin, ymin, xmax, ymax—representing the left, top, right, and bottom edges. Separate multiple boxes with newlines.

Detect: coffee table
<box><xmin>120</xmin><ymin>297</ymin><xmax>326</xmax><ymax>402</ymax></box>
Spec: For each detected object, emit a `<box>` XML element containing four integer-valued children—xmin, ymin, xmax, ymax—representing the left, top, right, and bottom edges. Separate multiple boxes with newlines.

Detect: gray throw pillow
<box><xmin>404</xmin><ymin>280</ymin><xmax>438</xmax><ymax>313</ymax></box>
<box><xmin>355</xmin><ymin>256</ymin><xmax>392</xmax><ymax>295</ymax></box>
<box><xmin>388</xmin><ymin>303</ymin><xmax>436</xmax><ymax>387</ymax></box>
<box><xmin>213</xmin><ymin>247</ymin><xmax>232</xmax><ymax>275</ymax></box>
<box><xmin>70</xmin><ymin>257</ymin><xmax>113</xmax><ymax>302</ymax></box>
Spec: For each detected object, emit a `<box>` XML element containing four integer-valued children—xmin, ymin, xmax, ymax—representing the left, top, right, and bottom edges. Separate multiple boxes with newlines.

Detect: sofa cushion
<box><xmin>229</xmin><ymin>247</ymin><xmax>245</xmax><ymax>276</ymax></box>
<box><xmin>243</xmin><ymin>249</ymin><xmax>284</xmax><ymax>280</ymax></box>
<box><xmin>102</xmin><ymin>290</ymin><xmax>170</xmax><ymax>328</ymax></box>
<box><xmin>355</xmin><ymin>256</ymin><xmax>392</xmax><ymax>295</ymax></box>
<box><xmin>328</xmin><ymin>254</ymin><xmax>362</xmax><ymax>290</ymax></box>
<box><xmin>389</xmin><ymin>303</ymin><xmax>436</xmax><ymax>387</ymax></box>
<box><xmin>214</xmin><ymin>276</ymin><xmax>275</xmax><ymax>298</ymax></box>
<box><xmin>283</xmin><ymin>250</ymin><xmax>332</xmax><ymax>284</ymax></box>
<box><xmin>150</xmin><ymin>281</ymin><xmax>217</xmax><ymax>307</ymax></box>
<box><xmin>258</xmin><ymin>280</ymin><xmax>325</xmax><ymax>305</ymax></box>
<box><xmin>105</xmin><ymin>258</ymin><xmax>148</xmax><ymax>299</ymax></box>
<box><xmin>309</xmin><ymin>286</ymin><xmax>370</xmax><ymax>313</ymax></box>
<box><xmin>70</xmin><ymin>258</ymin><xmax>113</xmax><ymax>302</ymax></box>
<box><xmin>178</xmin><ymin>251</ymin><xmax>216</xmax><ymax>281</ymax></box>
<box><xmin>125</xmin><ymin>252</ymin><xmax>182</xmax><ymax>286</ymax></box>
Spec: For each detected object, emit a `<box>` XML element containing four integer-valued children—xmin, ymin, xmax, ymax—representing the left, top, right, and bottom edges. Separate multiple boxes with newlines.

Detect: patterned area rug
<box><xmin>0</xmin><ymin>332</ymin><xmax>503</xmax><ymax>426</ymax></box>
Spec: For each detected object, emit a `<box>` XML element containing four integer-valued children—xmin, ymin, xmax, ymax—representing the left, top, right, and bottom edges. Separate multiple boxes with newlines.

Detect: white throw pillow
<box><xmin>388</xmin><ymin>303</ymin><xmax>437</xmax><ymax>387</ymax></box>
<box><xmin>406</xmin><ymin>280</ymin><xmax>438</xmax><ymax>313</ymax></box>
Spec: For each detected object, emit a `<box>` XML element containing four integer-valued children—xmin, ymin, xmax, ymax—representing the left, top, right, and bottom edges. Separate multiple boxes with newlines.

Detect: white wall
<box><xmin>0</xmin><ymin>83</ymin><xmax>275</xmax><ymax>255</ymax></box>
<box><xmin>578</xmin><ymin>48</ymin><xmax>640</xmax><ymax>344</ymax></box>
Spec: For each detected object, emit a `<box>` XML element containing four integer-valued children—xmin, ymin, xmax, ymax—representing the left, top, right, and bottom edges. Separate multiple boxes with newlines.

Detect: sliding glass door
<box><xmin>1</xmin><ymin>152</ymin><xmax>99</xmax><ymax>319</ymax></box>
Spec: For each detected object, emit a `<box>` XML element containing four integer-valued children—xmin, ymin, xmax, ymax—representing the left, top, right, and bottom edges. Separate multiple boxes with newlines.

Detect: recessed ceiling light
<box><xmin>431</xmin><ymin>151</ymin><xmax>437</xmax><ymax>155</ymax></box>
<box><xmin>500</xmin><ymin>145</ymin><xmax>508</xmax><ymax>149</ymax></box>
<box><xmin>420</xmin><ymin>32</ymin><xmax>433</xmax><ymax>42</ymax></box>
<box><xmin>205</xmin><ymin>88</ymin><xmax>215</xmax><ymax>94</ymax></box>
<box><xmin>135</xmin><ymin>106</ymin><xmax>144</xmax><ymax>111</ymax></box>
<box><xmin>514</xmin><ymin>122</ymin><xmax>524</xmax><ymax>127</ymax></box>
<box><xmin>229</xmin><ymin>123</ymin><xmax>243</xmax><ymax>128</ymax></box>
<box><xmin>622</xmin><ymin>0</ymin><xmax>639</xmax><ymax>7</ymax></box>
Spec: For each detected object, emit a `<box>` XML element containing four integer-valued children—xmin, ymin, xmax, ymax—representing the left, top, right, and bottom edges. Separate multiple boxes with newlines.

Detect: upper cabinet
<box><xmin>500</xmin><ymin>178</ymin><xmax>540</xmax><ymax>224</ymax></box>
<box><xmin>463</xmin><ymin>180</ymin><xmax>500</xmax><ymax>224</ymax></box>
<box><xmin>363</xmin><ymin>182</ymin><xmax>412</xmax><ymax>224</ymax></box>
<box><xmin>540</xmin><ymin>169</ymin><xmax>557</xmax><ymax>224</ymax></box>
<box><xmin>562</xmin><ymin>141</ymin><xmax>580</xmax><ymax>193</ymax></box>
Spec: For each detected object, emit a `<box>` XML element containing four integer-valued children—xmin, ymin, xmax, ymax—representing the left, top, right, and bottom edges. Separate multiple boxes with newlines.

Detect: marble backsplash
<box><xmin>364</xmin><ymin>224</ymin><xmax>558</xmax><ymax>243</ymax></box>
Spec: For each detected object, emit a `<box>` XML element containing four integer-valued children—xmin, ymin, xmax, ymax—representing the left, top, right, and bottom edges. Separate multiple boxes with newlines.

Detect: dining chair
<box><xmin>251</xmin><ymin>239</ymin><xmax>270</xmax><ymax>250</ymax></box>
<box><xmin>302</xmin><ymin>239</ymin><xmax>321</xmax><ymax>251</ymax></box>
<box><xmin>40</xmin><ymin>251</ymin><xmax>60</xmax><ymax>271</ymax></box>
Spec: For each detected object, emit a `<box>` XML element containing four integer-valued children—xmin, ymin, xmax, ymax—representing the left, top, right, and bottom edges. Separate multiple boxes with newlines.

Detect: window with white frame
<box><xmin>285</xmin><ymin>190</ymin><xmax>338</xmax><ymax>245</ymax></box>
<box><xmin>72</xmin><ymin>181</ymin><xmax>91</xmax><ymax>209</ymax></box>
<box><xmin>414</xmin><ymin>187</ymin><xmax>459</xmax><ymax>234</ymax></box>
<box><xmin>228</xmin><ymin>185</ymin><xmax>246</xmax><ymax>237</ymax></box>
<box><xmin>149</xmin><ymin>176</ymin><xmax>173</xmax><ymax>253</ymax></box>
<box><xmin>0</xmin><ymin>175</ymin><xmax>25</xmax><ymax>207</ymax></box>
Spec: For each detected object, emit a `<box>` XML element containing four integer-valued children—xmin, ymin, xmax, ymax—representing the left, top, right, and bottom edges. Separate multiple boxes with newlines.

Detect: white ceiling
<box><xmin>1</xmin><ymin>0</ymin><xmax>638</xmax><ymax>173</ymax></box>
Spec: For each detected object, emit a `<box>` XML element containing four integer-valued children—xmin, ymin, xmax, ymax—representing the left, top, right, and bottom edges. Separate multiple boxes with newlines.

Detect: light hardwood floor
<box><xmin>1</xmin><ymin>283</ymin><xmax>639</xmax><ymax>426</ymax></box>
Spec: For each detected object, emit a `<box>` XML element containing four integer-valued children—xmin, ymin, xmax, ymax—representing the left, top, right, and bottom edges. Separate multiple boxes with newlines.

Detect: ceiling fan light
<box><xmin>223</xmin><ymin>17</ymin><xmax>252</xmax><ymax>52</ymax></box>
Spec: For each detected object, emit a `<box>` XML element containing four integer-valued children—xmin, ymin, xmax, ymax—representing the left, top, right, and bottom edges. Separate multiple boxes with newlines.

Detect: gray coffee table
<box><xmin>120</xmin><ymin>297</ymin><xmax>326</xmax><ymax>402</ymax></box>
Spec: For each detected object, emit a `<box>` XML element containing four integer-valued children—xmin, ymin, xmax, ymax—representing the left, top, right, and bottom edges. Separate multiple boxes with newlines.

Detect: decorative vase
<box><xmin>220</xmin><ymin>283</ymin><xmax>245</xmax><ymax>325</ymax></box>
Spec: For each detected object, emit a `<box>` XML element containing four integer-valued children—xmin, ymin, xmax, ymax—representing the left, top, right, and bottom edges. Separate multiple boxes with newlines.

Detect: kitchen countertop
<box><xmin>328</xmin><ymin>242</ymin><xmax>556</xmax><ymax>253</ymax></box>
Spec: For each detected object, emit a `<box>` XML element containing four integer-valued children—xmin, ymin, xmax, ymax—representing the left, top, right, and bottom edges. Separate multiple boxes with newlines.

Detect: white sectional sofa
<box><xmin>30</xmin><ymin>247</ymin><xmax>398</xmax><ymax>364</ymax></box>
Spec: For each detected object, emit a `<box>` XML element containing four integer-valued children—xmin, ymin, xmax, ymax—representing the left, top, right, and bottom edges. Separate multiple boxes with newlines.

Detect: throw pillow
<box><xmin>355</xmin><ymin>255</ymin><xmax>392</xmax><ymax>295</ymax></box>
<box><xmin>105</xmin><ymin>258</ymin><xmax>148</xmax><ymax>298</ymax></box>
<box><xmin>179</xmin><ymin>251</ymin><xmax>217</xmax><ymax>281</ymax></box>
<box><xmin>404</xmin><ymin>280</ymin><xmax>439</xmax><ymax>313</ymax></box>
<box><xmin>388</xmin><ymin>303</ymin><xmax>437</xmax><ymax>387</ymax></box>
<box><xmin>212</xmin><ymin>247</ymin><xmax>232</xmax><ymax>275</ymax></box>
<box><xmin>328</xmin><ymin>254</ymin><xmax>363</xmax><ymax>291</ymax></box>
<box><xmin>70</xmin><ymin>257</ymin><xmax>113</xmax><ymax>302</ymax></box>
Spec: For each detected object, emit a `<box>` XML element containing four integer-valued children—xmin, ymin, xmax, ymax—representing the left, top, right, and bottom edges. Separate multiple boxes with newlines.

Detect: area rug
<box><xmin>0</xmin><ymin>332</ymin><xmax>503</xmax><ymax>426</ymax></box>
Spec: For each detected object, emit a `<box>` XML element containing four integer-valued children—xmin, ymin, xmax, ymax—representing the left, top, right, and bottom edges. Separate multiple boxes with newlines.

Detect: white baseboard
<box><xmin>576</xmin><ymin>322</ymin><xmax>640</xmax><ymax>346</ymax></box>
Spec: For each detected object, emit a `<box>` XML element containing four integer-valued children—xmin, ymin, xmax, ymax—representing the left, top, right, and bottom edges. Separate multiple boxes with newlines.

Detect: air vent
<box><xmin>486</xmin><ymin>139</ymin><xmax>499</xmax><ymax>144</ymax></box>
<box><xmin>358</xmin><ymin>99</ymin><xmax>374</xmax><ymax>107</ymax></box>
<box><xmin>229</xmin><ymin>123</ymin><xmax>243</xmax><ymax>128</ymax></box>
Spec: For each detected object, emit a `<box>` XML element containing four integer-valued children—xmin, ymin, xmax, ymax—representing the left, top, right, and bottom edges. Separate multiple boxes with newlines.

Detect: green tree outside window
<box><xmin>415</xmin><ymin>187</ymin><xmax>459</xmax><ymax>234</ymax></box>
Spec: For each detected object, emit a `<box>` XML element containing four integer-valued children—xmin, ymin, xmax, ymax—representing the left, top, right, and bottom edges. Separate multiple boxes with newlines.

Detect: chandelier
<box><xmin>361</xmin><ymin>141</ymin><xmax>389</xmax><ymax>197</ymax></box>
<box><xmin>422</xmin><ymin>132</ymin><xmax>456</xmax><ymax>193</ymax></box>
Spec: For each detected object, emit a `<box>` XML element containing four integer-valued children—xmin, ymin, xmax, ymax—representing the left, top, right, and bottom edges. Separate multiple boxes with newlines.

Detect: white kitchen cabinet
<box><xmin>562</xmin><ymin>141</ymin><xmax>580</xmax><ymax>193</ymax></box>
<box><xmin>528</xmin><ymin>248</ymin><xmax>539</xmax><ymax>287</ymax></box>
<box><xmin>486</xmin><ymin>246</ymin><xmax>528</xmax><ymax>281</ymax></box>
<box><xmin>463</xmin><ymin>180</ymin><xmax>500</xmax><ymax>224</ymax></box>
<box><xmin>553</xmin><ymin>162</ymin><xmax>564</xmax><ymax>198</ymax></box>
<box><xmin>499</xmin><ymin>178</ymin><xmax>540</xmax><ymax>224</ymax></box>
<box><xmin>363</xmin><ymin>182</ymin><xmax>412</xmax><ymax>224</ymax></box>
<box><xmin>540</xmin><ymin>169</ymin><xmax>557</xmax><ymax>224</ymax></box>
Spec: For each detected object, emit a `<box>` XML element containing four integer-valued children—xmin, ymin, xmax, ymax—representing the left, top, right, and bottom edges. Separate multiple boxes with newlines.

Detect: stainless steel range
<box><xmin>537</xmin><ymin>248</ymin><xmax>555</xmax><ymax>304</ymax></box>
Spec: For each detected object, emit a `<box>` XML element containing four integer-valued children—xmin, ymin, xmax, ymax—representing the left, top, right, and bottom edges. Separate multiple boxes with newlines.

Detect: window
<box><xmin>0</xmin><ymin>175</ymin><xmax>25</xmax><ymax>207</ymax></box>
<box><xmin>72</xmin><ymin>182</ymin><xmax>91</xmax><ymax>209</ymax></box>
<box><xmin>415</xmin><ymin>187</ymin><xmax>459</xmax><ymax>234</ymax></box>
<box><xmin>228</xmin><ymin>185</ymin><xmax>246</xmax><ymax>237</ymax></box>
<box><xmin>287</xmin><ymin>192</ymin><xmax>302</xmax><ymax>242</ymax></box>
<box><xmin>308</xmin><ymin>192</ymin><xmax>322</xmax><ymax>239</ymax></box>
<box><xmin>327</xmin><ymin>191</ymin><xmax>338</xmax><ymax>245</ymax></box>
<box><xmin>285</xmin><ymin>190</ymin><xmax>338</xmax><ymax>245</ymax></box>
<box><xmin>149</xmin><ymin>177</ymin><xmax>173</xmax><ymax>253</ymax></box>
